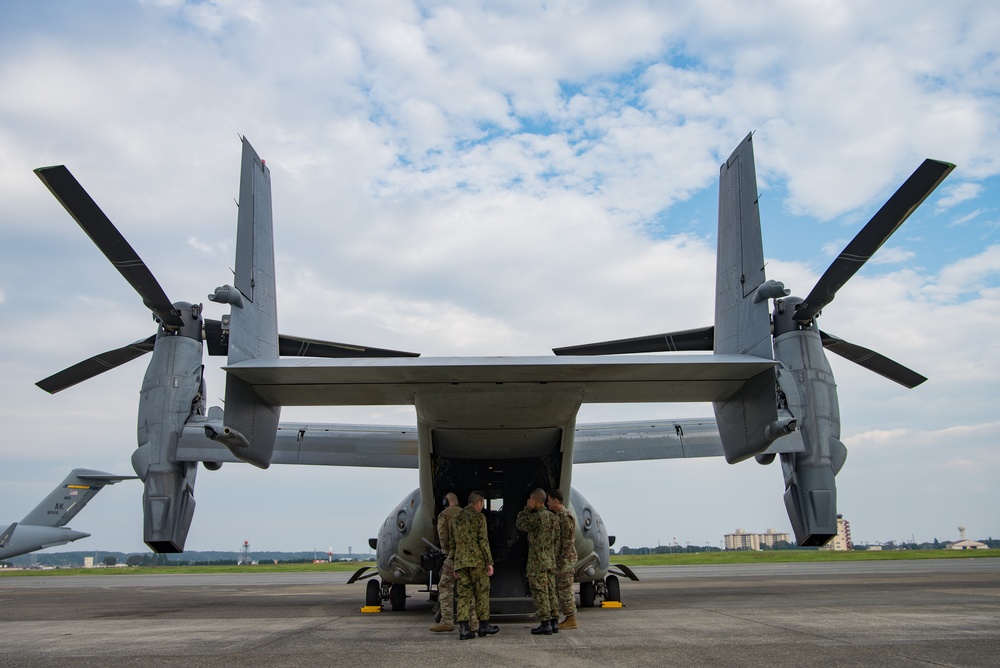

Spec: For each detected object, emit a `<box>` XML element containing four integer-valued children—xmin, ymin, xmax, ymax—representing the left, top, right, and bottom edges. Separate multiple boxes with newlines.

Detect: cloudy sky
<box><xmin>1</xmin><ymin>1</ymin><xmax>998</xmax><ymax>557</ymax></box>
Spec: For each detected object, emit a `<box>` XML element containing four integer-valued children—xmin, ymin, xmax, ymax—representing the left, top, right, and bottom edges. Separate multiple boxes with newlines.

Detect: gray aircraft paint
<box><xmin>31</xmin><ymin>133</ymin><xmax>951</xmax><ymax>608</ymax></box>
<box><xmin>0</xmin><ymin>469</ymin><xmax>135</xmax><ymax>561</ymax></box>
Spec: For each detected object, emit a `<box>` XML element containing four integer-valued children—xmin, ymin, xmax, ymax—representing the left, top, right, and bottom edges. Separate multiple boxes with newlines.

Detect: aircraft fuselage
<box><xmin>370</xmin><ymin>385</ymin><xmax>612</xmax><ymax>612</ymax></box>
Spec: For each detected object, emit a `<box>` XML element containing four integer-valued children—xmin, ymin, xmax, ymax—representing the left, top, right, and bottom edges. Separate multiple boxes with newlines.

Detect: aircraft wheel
<box><xmin>390</xmin><ymin>583</ymin><xmax>406</xmax><ymax>611</ymax></box>
<box><xmin>605</xmin><ymin>574</ymin><xmax>621</xmax><ymax>602</ymax></box>
<box><xmin>579</xmin><ymin>581</ymin><xmax>596</xmax><ymax>608</ymax></box>
<box><xmin>365</xmin><ymin>579</ymin><xmax>381</xmax><ymax>607</ymax></box>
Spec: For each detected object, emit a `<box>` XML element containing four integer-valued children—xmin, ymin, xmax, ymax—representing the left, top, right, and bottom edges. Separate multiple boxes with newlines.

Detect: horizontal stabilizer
<box><xmin>0</xmin><ymin>525</ymin><xmax>91</xmax><ymax>560</ymax></box>
<box><xmin>222</xmin><ymin>354</ymin><xmax>777</xmax><ymax>407</ymax></box>
<box><xmin>76</xmin><ymin>472</ymin><xmax>140</xmax><ymax>484</ymax></box>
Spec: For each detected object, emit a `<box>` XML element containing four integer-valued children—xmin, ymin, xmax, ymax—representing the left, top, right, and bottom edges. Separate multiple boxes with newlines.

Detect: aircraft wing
<box><xmin>222</xmin><ymin>354</ymin><xmax>778</xmax><ymax>406</ymax></box>
<box><xmin>574</xmin><ymin>418</ymin><xmax>803</xmax><ymax>463</ymax></box>
<box><xmin>176</xmin><ymin>415</ymin><xmax>803</xmax><ymax>468</ymax></box>
<box><xmin>178</xmin><ymin>419</ymin><xmax>420</xmax><ymax>468</ymax></box>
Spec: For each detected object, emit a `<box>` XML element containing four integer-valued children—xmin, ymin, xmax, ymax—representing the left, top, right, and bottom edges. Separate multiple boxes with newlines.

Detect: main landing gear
<box><xmin>579</xmin><ymin>574</ymin><xmax>622</xmax><ymax>608</ymax></box>
<box><xmin>362</xmin><ymin>579</ymin><xmax>408</xmax><ymax>611</ymax></box>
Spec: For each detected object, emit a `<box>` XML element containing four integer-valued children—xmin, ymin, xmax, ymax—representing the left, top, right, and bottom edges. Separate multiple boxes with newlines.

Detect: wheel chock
<box><xmin>360</xmin><ymin>605</ymin><xmax>383</xmax><ymax>613</ymax></box>
<box><xmin>601</xmin><ymin>601</ymin><xmax>623</xmax><ymax>608</ymax></box>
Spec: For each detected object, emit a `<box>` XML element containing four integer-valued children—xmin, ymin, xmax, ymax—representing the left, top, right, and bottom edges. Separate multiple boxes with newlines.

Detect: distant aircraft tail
<box><xmin>0</xmin><ymin>523</ymin><xmax>15</xmax><ymax>547</ymax></box>
<box><xmin>209</xmin><ymin>137</ymin><xmax>281</xmax><ymax>469</ymax></box>
<box><xmin>19</xmin><ymin>468</ymin><xmax>136</xmax><ymax>528</ymax></box>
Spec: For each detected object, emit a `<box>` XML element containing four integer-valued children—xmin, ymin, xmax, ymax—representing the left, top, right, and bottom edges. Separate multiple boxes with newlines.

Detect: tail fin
<box><xmin>19</xmin><ymin>469</ymin><xmax>135</xmax><ymax>528</ymax></box>
<box><xmin>713</xmin><ymin>134</ymin><xmax>791</xmax><ymax>463</ymax></box>
<box><xmin>214</xmin><ymin>137</ymin><xmax>280</xmax><ymax>468</ymax></box>
<box><xmin>0</xmin><ymin>523</ymin><xmax>15</xmax><ymax>547</ymax></box>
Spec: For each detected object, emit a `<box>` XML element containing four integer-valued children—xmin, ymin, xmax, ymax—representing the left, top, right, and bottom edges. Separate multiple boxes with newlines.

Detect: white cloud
<box><xmin>948</xmin><ymin>207</ymin><xmax>986</xmax><ymax>227</ymax></box>
<box><xmin>937</xmin><ymin>183</ymin><xmax>984</xmax><ymax>211</ymax></box>
<box><xmin>869</xmin><ymin>246</ymin><xmax>916</xmax><ymax>265</ymax></box>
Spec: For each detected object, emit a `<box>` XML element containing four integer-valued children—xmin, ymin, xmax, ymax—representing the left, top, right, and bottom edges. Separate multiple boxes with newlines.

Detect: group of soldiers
<box><xmin>429</xmin><ymin>488</ymin><xmax>578</xmax><ymax>640</ymax></box>
<box><xmin>515</xmin><ymin>488</ymin><xmax>579</xmax><ymax>635</ymax></box>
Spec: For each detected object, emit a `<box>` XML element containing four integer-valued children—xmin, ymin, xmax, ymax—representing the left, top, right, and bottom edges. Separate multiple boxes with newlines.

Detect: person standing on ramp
<box><xmin>450</xmin><ymin>491</ymin><xmax>500</xmax><ymax>640</ymax></box>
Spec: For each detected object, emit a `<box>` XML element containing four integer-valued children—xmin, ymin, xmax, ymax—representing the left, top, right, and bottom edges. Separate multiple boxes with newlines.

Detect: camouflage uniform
<box><xmin>515</xmin><ymin>506</ymin><xmax>558</xmax><ymax>621</ymax></box>
<box><xmin>449</xmin><ymin>505</ymin><xmax>493</xmax><ymax>623</ymax></box>
<box><xmin>436</xmin><ymin>505</ymin><xmax>478</xmax><ymax>628</ymax></box>
<box><xmin>554</xmin><ymin>506</ymin><xmax>578</xmax><ymax>617</ymax></box>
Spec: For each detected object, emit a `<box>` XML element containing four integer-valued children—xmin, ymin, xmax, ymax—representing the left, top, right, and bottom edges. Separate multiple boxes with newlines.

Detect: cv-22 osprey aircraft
<box><xmin>33</xmin><ymin>134</ymin><xmax>952</xmax><ymax>612</ymax></box>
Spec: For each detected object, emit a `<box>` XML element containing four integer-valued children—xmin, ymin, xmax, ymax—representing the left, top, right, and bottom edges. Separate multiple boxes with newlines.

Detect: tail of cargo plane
<box><xmin>0</xmin><ymin>469</ymin><xmax>136</xmax><ymax>560</ymax></box>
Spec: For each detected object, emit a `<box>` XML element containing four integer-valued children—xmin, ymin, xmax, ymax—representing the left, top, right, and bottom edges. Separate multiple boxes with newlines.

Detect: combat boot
<box><xmin>458</xmin><ymin>621</ymin><xmax>476</xmax><ymax>640</ymax></box>
<box><xmin>558</xmin><ymin>614</ymin><xmax>578</xmax><ymax>629</ymax></box>
<box><xmin>550</xmin><ymin>618</ymin><xmax>558</xmax><ymax>634</ymax></box>
<box><xmin>429</xmin><ymin>621</ymin><xmax>455</xmax><ymax>632</ymax></box>
<box><xmin>477</xmin><ymin>621</ymin><xmax>500</xmax><ymax>636</ymax></box>
<box><xmin>530</xmin><ymin>619</ymin><xmax>552</xmax><ymax>635</ymax></box>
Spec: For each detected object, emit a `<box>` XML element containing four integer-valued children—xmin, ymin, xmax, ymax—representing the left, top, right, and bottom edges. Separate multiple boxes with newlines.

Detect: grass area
<box><xmin>0</xmin><ymin>561</ymin><xmax>375</xmax><ymax>577</ymax></box>
<box><xmin>3</xmin><ymin>549</ymin><xmax>996</xmax><ymax>577</ymax></box>
<box><xmin>612</xmin><ymin>549</ymin><xmax>999</xmax><ymax>566</ymax></box>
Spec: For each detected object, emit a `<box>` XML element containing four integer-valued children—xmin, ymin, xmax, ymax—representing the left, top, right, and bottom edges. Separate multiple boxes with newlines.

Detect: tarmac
<box><xmin>1</xmin><ymin>558</ymin><xmax>998</xmax><ymax>667</ymax></box>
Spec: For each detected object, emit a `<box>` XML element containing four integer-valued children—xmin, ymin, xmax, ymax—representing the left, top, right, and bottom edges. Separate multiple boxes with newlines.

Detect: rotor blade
<box><xmin>278</xmin><ymin>334</ymin><xmax>420</xmax><ymax>358</ymax></box>
<box><xmin>203</xmin><ymin>319</ymin><xmax>419</xmax><ymax>358</ymax></box>
<box><xmin>34</xmin><ymin>165</ymin><xmax>184</xmax><ymax>329</ymax></box>
<box><xmin>553</xmin><ymin>326</ymin><xmax>715</xmax><ymax>356</ymax></box>
<box><xmin>36</xmin><ymin>335</ymin><xmax>156</xmax><ymax>394</ymax></box>
<box><xmin>820</xmin><ymin>330</ymin><xmax>926</xmax><ymax>388</ymax></box>
<box><xmin>795</xmin><ymin>159</ymin><xmax>955</xmax><ymax>323</ymax></box>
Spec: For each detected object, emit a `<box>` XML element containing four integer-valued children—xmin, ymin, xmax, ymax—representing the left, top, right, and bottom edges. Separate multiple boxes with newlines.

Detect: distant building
<box><xmin>820</xmin><ymin>515</ymin><xmax>853</xmax><ymax>551</ymax></box>
<box><xmin>724</xmin><ymin>528</ymin><xmax>790</xmax><ymax>551</ymax></box>
<box><xmin>947</xmin><ymin>526</ymin><xmax>989</xmax><ymax>550</ymax></box>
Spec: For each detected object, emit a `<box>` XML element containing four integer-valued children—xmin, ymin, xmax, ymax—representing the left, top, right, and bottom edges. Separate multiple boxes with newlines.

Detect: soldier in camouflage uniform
<box><xmin>449</xmin><ymin>490</ymin><xmax>500</xmax><ymax>640</ymax></box>
<box><xmin>547</xmin><ymin>488</ymin><xmax>578</xmax><ymax>629</ymax></box>
<box><xmin>429</xmin><ymin>492</ymin><xmax>479</xmax><ymax>633</ymax></box>
<box><xmin>515</xmin><ymin>488</ymin><xmax>559</xmax><ymax>635</ymax></box>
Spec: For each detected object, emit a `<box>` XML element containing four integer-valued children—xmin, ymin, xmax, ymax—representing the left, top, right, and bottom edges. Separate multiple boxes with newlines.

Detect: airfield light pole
<box><xmin>240</xmin><ymin>540</ymin><xmax>249</xmax><ymax>565</ymax></box>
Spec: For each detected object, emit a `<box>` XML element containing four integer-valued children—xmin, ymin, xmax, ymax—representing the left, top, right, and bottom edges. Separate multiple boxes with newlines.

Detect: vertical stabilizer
<box><xmin>219</xmin><ymin>137</ymin><xmax>280</xmax><ymax>468</ymax></box>
<box><xmin>20</xmin><ymin>469</ymin><xmax>134</xmax><ymax>528</ymax></box>
<box><xmin>713</xmin><ymin>134</ymin><xmax>787</xmax><ymax>463</ymax></box>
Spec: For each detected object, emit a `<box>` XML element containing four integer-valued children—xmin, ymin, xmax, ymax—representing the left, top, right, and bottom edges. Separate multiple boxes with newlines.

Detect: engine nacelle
<box><xmin>570</xmin><ymin>488</ymin><xmax>610</xmax><ymax>581</ymax></box>
<box><xmin>132</xmin><ymin>332</ymin><xmax>204</xmax><ymax>553</ymax></box>
<box><xmin>773</xmin><ymin>305</ymin><xmax>845</xmax><ymax>547</ymax></box>
<box><xmin>375</xmin><ymin>488</ymin><xmax>435</xmax><ymax>583</ymax></box>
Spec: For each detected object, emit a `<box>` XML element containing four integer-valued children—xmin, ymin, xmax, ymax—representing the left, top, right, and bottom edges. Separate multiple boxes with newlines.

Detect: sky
<box><xmin>1</xmin><ymin>0</ymin><xmax>998</xmax><ymax>557</ymax></box>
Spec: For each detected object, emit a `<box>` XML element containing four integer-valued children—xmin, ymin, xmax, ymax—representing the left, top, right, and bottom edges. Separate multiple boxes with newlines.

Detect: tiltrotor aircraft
<box><xmin>0</xmin><ymin>469</ymin><xmax>136</xmax><ymax>561</ymax></box>
<box><xmin>32</xmin><ymin>134</ymin><xmax>951</xmax><ymax>611</ymax></box>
